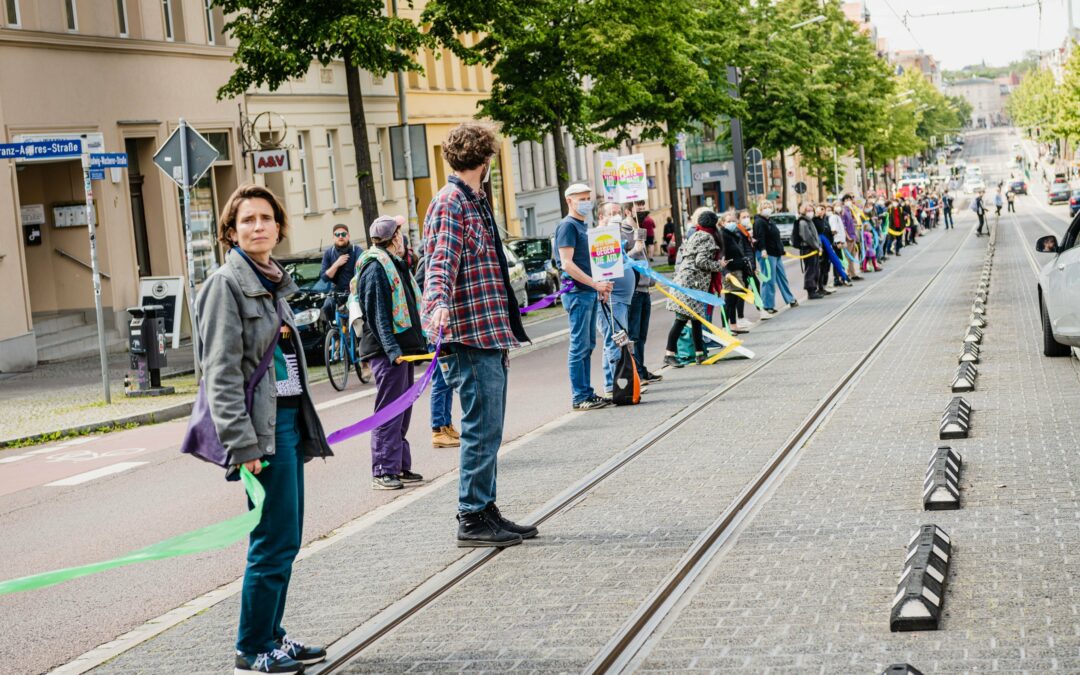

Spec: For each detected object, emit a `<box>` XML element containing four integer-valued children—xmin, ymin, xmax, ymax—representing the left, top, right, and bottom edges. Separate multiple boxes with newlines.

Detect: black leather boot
<box><xmin>483</xmin><ymin>503</ymin><xmax>539</xmax><ymax>539</ymax></box>
<box><xmin>457</xmin><ymin>510</ymin><xmax>522</xmax><ymax>548</ymax></box>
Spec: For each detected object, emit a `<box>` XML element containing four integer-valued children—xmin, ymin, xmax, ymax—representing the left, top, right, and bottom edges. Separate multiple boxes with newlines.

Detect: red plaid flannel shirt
<box><xmin>421</xmin><ymin>177</ymin><xmax>523</xmax><ymax>350</ymax></box>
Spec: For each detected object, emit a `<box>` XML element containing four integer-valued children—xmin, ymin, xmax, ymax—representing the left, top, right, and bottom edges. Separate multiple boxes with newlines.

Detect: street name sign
<box><xmin>90</xmin><ymin>153</ymin><xmax>128</xmax><ymax>168</ymax></box>
<box><xmin>0</xmin><ymin>139</ymin><xmax>83</xmax><ymax>160</ymax></box>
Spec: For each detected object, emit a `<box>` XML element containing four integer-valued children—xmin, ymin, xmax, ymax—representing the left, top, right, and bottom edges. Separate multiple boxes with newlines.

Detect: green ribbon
<box><xmin>758</xmin><ymin>256</ymin><xmax>773</xmax><ymax>283</ymax></box>
<box><xmin>0</xmin><ymin>466</ymin><xmax>265</xmax><ymax>595</ymax></box>
<box><xmin>747</xmin><ymin>276</ymin><xmax>765</xmax><ymax>310</ymax></box>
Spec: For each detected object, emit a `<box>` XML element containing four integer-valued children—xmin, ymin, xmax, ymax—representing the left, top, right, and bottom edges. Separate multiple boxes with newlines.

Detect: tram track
<box><xmin>308</xmin><ymin>219</ymin><xmax>974</xmax><ymax>675</ymax></box>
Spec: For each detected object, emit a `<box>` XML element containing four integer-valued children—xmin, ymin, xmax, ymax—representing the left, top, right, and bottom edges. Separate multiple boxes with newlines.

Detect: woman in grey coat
<box><xmin>197</xmin><ymin>184</ymin><xmax>331</xmax><ymax>675</ymax></box>
<box><xmin>663</xmin><ymin>208</ymin><xmax>728</xmax><ymax>367</ymax></box>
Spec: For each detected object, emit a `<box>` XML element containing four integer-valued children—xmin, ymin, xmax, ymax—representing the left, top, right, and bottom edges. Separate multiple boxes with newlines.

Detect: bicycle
<box><xmin>324</xmin><ymin>292</ymin><xmax>369</xmax><ymax>391</ymax></box>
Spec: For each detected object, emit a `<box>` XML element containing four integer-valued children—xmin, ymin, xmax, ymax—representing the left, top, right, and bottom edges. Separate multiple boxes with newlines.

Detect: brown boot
<box><xmin>443</xmin><ymin>424</ymin><xmax>461</xmax><ymax>440</ymax></box>
<box><xmin>432</xmin><ymin>427</ymin><xmax>460</xmax><ymax>448</ymax></box>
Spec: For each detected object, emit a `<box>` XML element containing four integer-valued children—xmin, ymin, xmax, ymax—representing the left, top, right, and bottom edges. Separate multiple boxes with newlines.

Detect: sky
<box><xmin>866</xmin><ymin>0</ymin><xmax>1072</xmax><ymax>70</ymax></box>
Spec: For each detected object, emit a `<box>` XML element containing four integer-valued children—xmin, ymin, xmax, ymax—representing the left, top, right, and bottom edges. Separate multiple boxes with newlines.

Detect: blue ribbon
<box><xmin>624</xmin><ymin>257</ymin><xmax>727</xmax><ymax>308</ymax></box>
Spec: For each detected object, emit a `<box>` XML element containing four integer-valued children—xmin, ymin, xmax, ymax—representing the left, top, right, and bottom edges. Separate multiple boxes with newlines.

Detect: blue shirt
<box><xmin>609</xmin><ymin>241</ymin><xmax>635</xmax><ymax>304</ymax></box>
<box><xmin>320</xmin><ymin>244</ymin><xmax>361</xmax><ymax>294</ymax></box>
<box><xmin>555</xmin><ymin>215</ymin><xmax>593</xmax><ymax>292</ymax></box>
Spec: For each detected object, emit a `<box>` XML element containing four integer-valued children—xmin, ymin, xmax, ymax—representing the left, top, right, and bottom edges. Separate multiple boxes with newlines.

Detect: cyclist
<box><xmin>355</xmin><ymin>215</ymin><xmax>428</xmax><ymax>490</ymax></box>
<box><xmin>319</xmin><ymin>223</ymin><xmax>361</xmax><ymax>323</ymax></box>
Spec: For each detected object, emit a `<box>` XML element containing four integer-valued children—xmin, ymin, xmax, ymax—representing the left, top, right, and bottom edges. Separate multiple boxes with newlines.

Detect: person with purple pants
<box><xmin>355</xmin><ymin>215</ymin><xmax>429</xmax><ymax>490</ymax></box>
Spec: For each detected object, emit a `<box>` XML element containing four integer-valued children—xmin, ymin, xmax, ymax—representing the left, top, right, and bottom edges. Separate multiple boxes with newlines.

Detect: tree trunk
<box><xmin>345</xmin><ymin>52</ymin><xmax>380</xmax><ymax>248</ymax></box>
<box><xmin>779</xmin><ymin>150</ymin><xmax>789</xmax><ymax>211</ymax></box>
<box><xmin>668</xmin><ymin>143</ymin><xmax>684</xmax><ymax>250</ymax></box>
<box><xmin>816</xmin><ymin>149</ymin><xmax>825</xmax><ymax>203</ymax></box>
<box><xmin>551</xmin><ymin>122</ymin><xmax>570</xmax><ymax>218</ymax></box>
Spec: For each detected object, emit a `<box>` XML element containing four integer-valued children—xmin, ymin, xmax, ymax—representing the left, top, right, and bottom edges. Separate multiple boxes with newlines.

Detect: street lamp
<box><xmin>768</xmin><ymin>14</ymin><xmax>825</xmax><ymax>39</ymax></box>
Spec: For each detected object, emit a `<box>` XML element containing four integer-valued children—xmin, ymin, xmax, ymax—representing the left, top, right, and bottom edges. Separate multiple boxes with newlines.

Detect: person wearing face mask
<box><xmin>555</xmin><ymin>184</ymin><xmax>613</xmax><ymax>411</ymax></box>
<box><xmin>796</xmin><ymin>202</ymin><xmax>824</xmax><ymax>299</ymax></box>
<box><xmin>721</xmin><ymin>212</ymin><xmax>754</xmax><ymax>333</ymax></box>
<box><xmin>664</xmin><ymin>208</ymin><xmax>729</xmax><ymax>366</ymax></box>
<box><xmin>752</xmin><ymin>201</ymin><xmax>797</xmax><ymax>315</ymax></box>
<box><xmin>356</xmin><ymin>216</ymin><xmax>429</xmax><ymax>491</ymax></box>
<box><xmin>594</xmin><ymin>202</ymin><xmax>639</xmax><ymax>398</ymax></box>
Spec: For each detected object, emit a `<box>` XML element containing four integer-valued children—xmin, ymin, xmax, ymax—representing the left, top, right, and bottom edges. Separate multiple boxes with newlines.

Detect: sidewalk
<box><xmin>0</xmin><ymin>342</ymin><xmax>199</xmax><ymax>447</ymax></box>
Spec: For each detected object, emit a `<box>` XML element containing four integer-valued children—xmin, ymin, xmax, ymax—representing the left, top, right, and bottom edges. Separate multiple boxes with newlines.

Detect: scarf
<box><xmin>357</xmin><ymin>246</ymin><xmax>424</xmax><ymax>336</ymax></box>
<box><xmin>233</xmin><ymin>246</ymin><xmax>284</xmax><ymax>294</ymax></box>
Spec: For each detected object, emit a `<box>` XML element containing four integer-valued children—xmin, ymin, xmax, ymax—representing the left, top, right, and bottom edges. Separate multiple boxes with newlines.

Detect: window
<box><xmin>297</xmin><ymin>131</ymin><xmax>315</xmax><ymax>213</ymax></box>
<box><xmin>205</xmin><ymin>132</ymin><xmax>231</xmax><ymax>163</ymax></box>
<box><xmin>65</xmin><ymin>0</ymin><xmax>78</xmax><ymax>31</ymax></box>
<box><xmin>4</xmin><ymin>0</ymin><xmax>20</xmax><ymax>27</ymax></box>
<box><xmin>326</xmin><ymin>131</ymin><xmax>339</xmax><ymax>209</ymax></box>
<box><xmin>204</xmin><ymin>0</ymin><xmax>214</xmax><ymax>43</ymax></box>
<box><xmin>376</xmin><ymin>128</ymin><xmax>390</xmax><ymax>200</ymax></box>
<box><xmin>162</xmin><ymin>0</ymin><xmax>173</xmax><ymax>40</ymax></box>
<box><xmin>117</xmin><ymin>0</ymin><xmax>128</xmax><ymax>36</ymax></box>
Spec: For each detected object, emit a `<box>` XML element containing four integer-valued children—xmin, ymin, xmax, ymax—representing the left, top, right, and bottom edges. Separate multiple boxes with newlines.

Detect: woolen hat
<box><xmin>696</xmin><ymin>210</ymin><xmax>719</xmax><ymax>229</ymax></box>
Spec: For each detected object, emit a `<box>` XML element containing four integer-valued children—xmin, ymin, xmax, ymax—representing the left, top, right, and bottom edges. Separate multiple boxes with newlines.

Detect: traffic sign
<box><xmin>0</xmin><ymin>139</ymin><xmax>83</xmax><ymax>161</ymax></box>
<box><xmin>89</xmin><ymin>168</ymin><xmax>106</xmax><ymax>181</ymax></box>
<box><xmin>153</xmin><ymin>124</ymin><xmax>218</xmax><ymax>189</ymax></box>
<box><xmin>90</xmin><ymin>153</ymin><xmax>128</xmax><ymax>168</ymax></box>
<box><xmin>794</xmin><ymin>181</ymin><xmax>808</xmax><ymax>195</ymax></box>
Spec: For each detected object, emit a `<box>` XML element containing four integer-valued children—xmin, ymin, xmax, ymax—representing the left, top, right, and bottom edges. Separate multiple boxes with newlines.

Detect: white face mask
<box><xmin>740</xmin><ymin>217</ymin><xmax>751</xmax><ymax>226</ymax></box>
<box><xmin>761</xmin><ymin>207</ymin><xmax>773</xmax><ymax>216</ymax></box>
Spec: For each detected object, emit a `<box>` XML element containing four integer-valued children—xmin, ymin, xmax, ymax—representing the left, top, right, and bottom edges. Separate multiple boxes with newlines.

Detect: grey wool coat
<box><xmin>665</xmin><ymin>229</ymin><xmax>727</xmax><ymax>318</ymax></box>
<box><xmin>195</xmin><ymin>249</ymin><xmax>333</xmax><ymax>467</ymax></box>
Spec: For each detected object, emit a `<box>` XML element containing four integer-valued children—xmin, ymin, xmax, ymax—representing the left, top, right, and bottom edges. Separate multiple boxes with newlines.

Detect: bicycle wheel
<box><xmin>353</xmin><ymin>355</ymin><xmax>370</xmax><ymax>384</ymax></box>
<box><xmin>324</xmin><ymin>329</ymin><xmax>349</xmax><ymax>391</ymax></box>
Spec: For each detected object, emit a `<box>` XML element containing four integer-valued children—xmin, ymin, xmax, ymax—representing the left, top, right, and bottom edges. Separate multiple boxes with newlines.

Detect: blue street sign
<box><xmin>89</xmin><ymin>168</ymin><xmax>106</xmax><ymax>181</ymax></box>
<box><xmin>0</xmin><ymin>139</ymin><xmax>83</xmax><ymax>160</ymax></box>
<box><xmin>89</xmin><ymin>152</ymin><xmax>128</xmax><ymax>168</ymax></box>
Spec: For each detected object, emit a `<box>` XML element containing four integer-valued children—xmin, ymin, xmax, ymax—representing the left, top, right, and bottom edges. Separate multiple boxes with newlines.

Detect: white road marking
<box><xmin>45</xmin><ymin>462</ymin><xmax>148</xmax><ymax>487</ymax></box>
<box><xmin>0</xmin><ymin>455</ymin><xmax>32</xmax><ymax>464</ymax></box>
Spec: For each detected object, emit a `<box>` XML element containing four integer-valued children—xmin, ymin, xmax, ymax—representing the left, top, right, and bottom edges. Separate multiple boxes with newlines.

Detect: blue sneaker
<box><xmin>279</xmin><ymin>635</ymin><xmax>327</xmax><ymax>666</ymax></box>
<box><xmin>234</xmin><ymin>648</ymin><xmax>302</xmax><ymax>674</ymax></box>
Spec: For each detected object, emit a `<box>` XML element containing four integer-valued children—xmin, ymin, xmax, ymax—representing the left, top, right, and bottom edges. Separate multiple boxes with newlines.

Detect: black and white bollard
<box><xmin>940</xmin><ymin>396</ymin><xmax>972</xmax><ymax>440</ymax></box>
<box><xmin>881</xmin><ymin>665</ymin><xmax>925</xmax><ymax>675</ymax></box>
<box><xmin>890</xmin><ymin>525</ymin><xmax>952</xmax><ymax>632</ymax></box>
<box><xmin>964</xmin><ymin>326</ymin><xmax>983</xmax><ymax>344</ymax></box>
<box><xmin>951</xmin><ymin>363</ymin><xmax>977</xmax><ymax>392</ymax></box>
<box><xmin>959</xmin><ymin>342</ymin><xmax>980</xmax><ymax>364</ymax></box>
<box><xmin>924</xmin><ymin>446</ymin><xmax>962</xmax><ymax>510</ymax></box>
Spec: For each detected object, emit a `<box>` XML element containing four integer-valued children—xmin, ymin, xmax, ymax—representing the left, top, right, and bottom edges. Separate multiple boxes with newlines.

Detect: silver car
<box><xmin>770</xmin><ymin>212</ymin><xmax>797</xmax><ymax>245</ymax></box>
<box><xmin>1036</xmin><ymin>214</ymin><xmax>1080</xmax><ymax>356</ymax></box>
<box><xmin>502</xmin><ymin>244</ymin><xmax>530</xmax><ymax>311</ymax></box>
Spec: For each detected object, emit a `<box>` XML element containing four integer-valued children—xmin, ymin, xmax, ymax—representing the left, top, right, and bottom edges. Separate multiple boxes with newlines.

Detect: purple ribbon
<box><xmin>519</xmin><ymin>281</ymin><xmax>573</xmax><ymax>313</ymax></box>
<box><xmin>326</xmin><ymin>339</ymin><xmax>443</xmax><ymax>445</ymax></box>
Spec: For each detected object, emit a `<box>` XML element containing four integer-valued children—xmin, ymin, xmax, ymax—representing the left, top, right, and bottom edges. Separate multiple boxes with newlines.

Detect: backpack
<box><xmin>969</xmin><ymin>197</ymin><xmax>980</xmax><ymax>213</ymax></box>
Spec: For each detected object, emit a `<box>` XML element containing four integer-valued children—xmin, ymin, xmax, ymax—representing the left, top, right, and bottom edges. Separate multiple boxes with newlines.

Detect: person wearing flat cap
<box><xmin>353</xmin><ymin>215</ymin><xmax>428</xmax><ymax>491</ymax></box>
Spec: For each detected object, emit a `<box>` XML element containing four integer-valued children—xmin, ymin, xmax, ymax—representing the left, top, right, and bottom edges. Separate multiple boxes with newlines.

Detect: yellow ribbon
<box><xmin>724</xmin><ymin>273</ymin><xmax>757</xmax><ymax>304</ymax></box>
<box><xmin>400</xmin><ymin>353</ymin><xmax>435</xmax><ymax>362</ymax></box>
<box><xmin>656</xmin><ymin>285</ymin><xmax>742</xmax><ymax>363</ymax></box>
<box><xmin>887</xmin><ymin>227</ymin><xmax>906</xmax><ymax>236</ymax></box>
<box><xmin>784</xmin><ymin>250</ymin><xmax>819</xmax><ymax>260</ymax></box>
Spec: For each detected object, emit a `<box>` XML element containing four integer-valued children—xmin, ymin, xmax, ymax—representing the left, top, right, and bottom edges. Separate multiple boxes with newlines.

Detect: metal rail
<box><xmin>54</xmin><ymin>247</ymin><xmax>111</xmax><ymax>279</ymax></box>
<box><xmin>313</xmin><ymin>226</ymin><xmax>970</xmax><ymax>675</ymax></box>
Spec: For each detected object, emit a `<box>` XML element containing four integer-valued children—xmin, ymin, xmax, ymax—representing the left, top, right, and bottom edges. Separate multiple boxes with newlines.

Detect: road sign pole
<box><xmin>80</xmin><ymin>135</ymin><xmax>111</xmax><ymax>404</ymax></box>
<box><xmin>178</xmin><ymin>119</ymin><xmax>201</xmax><ymax>380</ymax></box>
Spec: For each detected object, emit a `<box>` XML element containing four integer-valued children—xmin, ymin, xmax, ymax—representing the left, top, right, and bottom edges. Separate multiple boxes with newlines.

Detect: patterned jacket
<box><xmin>665</xmin><ymin>229</ymin><xmax>726</xmax><ymax>318</ymax></box>
<box><xmin>421</xmin><ymin>176</ymin><xmax>529</xmax><ymax>350</ymax></box>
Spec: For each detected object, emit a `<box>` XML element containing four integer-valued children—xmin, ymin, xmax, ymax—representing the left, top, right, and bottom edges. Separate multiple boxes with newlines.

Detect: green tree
<box><xmin>1007</xmin><ymin>68</ymin><xmax>1057</xmax><ymax>139</ymax></box>
<box><xmin>215</xmin><ymin>0</ymin><xmax>430</xmax><ymax>245</ymax></box>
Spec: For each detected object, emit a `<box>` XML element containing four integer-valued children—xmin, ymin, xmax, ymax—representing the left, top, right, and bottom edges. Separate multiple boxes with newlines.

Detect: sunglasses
<box><xmin>334</xmin><ymin>232</ymin><xmax>349</xmax><ymax>238</ymax></box>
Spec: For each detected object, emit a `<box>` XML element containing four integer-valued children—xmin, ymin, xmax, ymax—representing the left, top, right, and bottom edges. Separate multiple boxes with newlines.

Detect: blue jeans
<box><xmin>429</xmin><ymin>344</ymin><xmax>452</xmax><ymax>429</ymax></box>
<box><xmin>439</xmin><ymin>345</ymin><xmax>507</xmax><ymax>513</ymax></box>
<box><xmin>597</xmin><ymin>299</ymin><xmax>630</xmax><ymax>393</ymax></box>
<box><xmin>237</xmin><ymin>407</ymin><xmax>303</xmax><ymax>655</ymax></box>
<box><xmin>627</xmin><ymin>290</ymin><xmax>652</xmax><ymax>377</ymax></box>
<box><xmin>756</xmin><ymin>252</ymin><xmax>795</xmax><ymax>309</ymax></box>
<box><xmin>563</xmin><ymin>289</ymin><xmax>598</xmax><ymax>405</ymax></box>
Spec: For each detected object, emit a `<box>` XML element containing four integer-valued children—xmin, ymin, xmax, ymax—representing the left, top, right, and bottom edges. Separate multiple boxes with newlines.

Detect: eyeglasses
<box><xmin>334</xmin><ymin>232</ymin><xmax>349</xmax><ymax>238</ymax></box>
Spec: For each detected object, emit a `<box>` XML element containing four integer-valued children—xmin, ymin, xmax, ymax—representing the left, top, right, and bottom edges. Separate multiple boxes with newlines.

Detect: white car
<box><xmin>1037</xmin><ymin>216</ymin><xmax>1080</xmax><ymax>356</ymax></box>
<box><xmin>964</xmin><ymin>179</ymin><xmax>985</xmax><ymax>194</ymax></box>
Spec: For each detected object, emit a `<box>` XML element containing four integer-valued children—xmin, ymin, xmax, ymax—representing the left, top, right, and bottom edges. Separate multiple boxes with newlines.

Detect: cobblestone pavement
<box><xmin>633</xmin><ymin>213</ymin><xmax>1080</xmax><ymax>672</ymax></box>
<box><xmin>88</xmin><ymin>216</ymin><xmax>953</xmax><ymax>673</ymax></box>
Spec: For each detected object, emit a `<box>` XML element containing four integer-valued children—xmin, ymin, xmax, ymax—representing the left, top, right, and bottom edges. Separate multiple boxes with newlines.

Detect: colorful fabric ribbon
<box><xmin>520</xmin><ymin>281</ymin><xmax>573</xmax><ymax>313</ymax></box>
<box><xmin>654</xmin><ymin>285</ymin><xmax>742</xmax><ymax>363</ymax></box>
<box><xmin>624</xmin><ymin>258</ymin><xmax>728</xmax><ymax>308</ymax></box>
<box><xmin>0</xmin><ymin>466</ymin><xmax>265</xmax><ymax>595</ymax></box>
<box><xmin>784</xmin><ymin>250</ymin><xmax>819</xmax><ymax>259</ymax></box>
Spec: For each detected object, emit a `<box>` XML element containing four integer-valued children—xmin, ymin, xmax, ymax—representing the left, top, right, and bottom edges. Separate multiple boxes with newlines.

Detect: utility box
<box><xmin>126</xmin><ymin>305</ymin><xmax>174</xmax><ymax>397</ymax></box>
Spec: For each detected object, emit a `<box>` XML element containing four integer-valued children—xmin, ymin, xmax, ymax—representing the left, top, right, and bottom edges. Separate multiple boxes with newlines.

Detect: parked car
<box><xmin>280</xmin><ymin>250</ymin><xmax>334</xmax><ymax>363</ymax></box>
<box><xmin>506</xmin><ymin>237</ymin><xmax>561</xmax><ymax>302</ymax></box>
<box><xmin>1049</xmin><ymin>182</ymin><xmax>1071</xmax><ymax>205</ymax></box>
<box><xmin>1035</xmin><ymin>214</ymin><xmax>1080</xmax><ymax>355</ymax></box>
<box><xmin>1069</xmin><ymin>190</ymin><xmax>1080</xmax><ymax>217</ymax></box>
<box><xmin>770</xmin><ymin>212</ymin><xmax>797</xmax><ymax>245</ymax></box>
<box><xmin>502</xmin><ymin>244</ymin><xmax>530</xmax><ymax>311</ymax></box>
<box><xmin>1009</xmin><ymin>179</ymin><xmax>1028</xmax><ymax>195</ymax></box>
<box><xmin>963</xmin><ymin>178</ymin><xmax>986</xmax><ymax>195</ymax></box>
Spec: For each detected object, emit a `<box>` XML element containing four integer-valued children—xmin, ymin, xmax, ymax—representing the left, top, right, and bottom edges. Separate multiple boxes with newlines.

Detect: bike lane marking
<box><xmin>44</xmin><ymin>462</ymin><xmax>149</xmax><ymax>487</ymax></box>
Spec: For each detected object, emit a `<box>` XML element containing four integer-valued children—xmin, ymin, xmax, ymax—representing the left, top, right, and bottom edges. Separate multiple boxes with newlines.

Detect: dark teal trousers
<box><xmin>236</xmin><ymin>407</ymin><xmax>304</xmax><ymax>654</ymax></box>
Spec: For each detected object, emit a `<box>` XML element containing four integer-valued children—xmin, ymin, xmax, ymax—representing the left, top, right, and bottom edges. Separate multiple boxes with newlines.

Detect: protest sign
<box><xmin>615</xmin><ymin>153</ymin><xmax>647</xmax><ymax>202</ymax></box>
<box><xmin>587</xmin><ymin>224</ymin><xmax>624</xmax><ymax>282</ymax></box>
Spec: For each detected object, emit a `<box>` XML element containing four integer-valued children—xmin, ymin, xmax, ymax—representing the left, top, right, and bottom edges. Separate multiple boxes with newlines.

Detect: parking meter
<box><xmin>126</xmin><ymin>305</ymin><xmax>174</xmax><ymax>397</ymax></box>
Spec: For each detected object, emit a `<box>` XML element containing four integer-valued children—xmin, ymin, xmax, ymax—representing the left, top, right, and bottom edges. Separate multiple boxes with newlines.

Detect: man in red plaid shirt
<box><xmin>421</xmin><ymin>123</ymin><xmax>535</xmax><ymax>548</ymax></box>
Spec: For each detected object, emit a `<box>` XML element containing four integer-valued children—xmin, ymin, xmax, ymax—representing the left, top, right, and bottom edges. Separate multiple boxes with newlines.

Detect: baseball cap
<box><xmin>369</xmin><ymin>215</ymin><xmax>400</xmax><ymax>241</ymax></box>
<box><xmin>564</xmin><ymin>183</ymin><xmax>592</xmax><ymax>199</ymax></box>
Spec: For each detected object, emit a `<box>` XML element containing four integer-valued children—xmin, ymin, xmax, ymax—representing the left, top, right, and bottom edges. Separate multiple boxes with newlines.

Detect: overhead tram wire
<box><xmin>880</xmin><ymin>0</ymin><xmax>924</xmax><ymax>50</ymax></box>
<box><xmin>902</xmin><ymin>1</ymin><xmax>1042</xmax><ymax>20</ymax></box>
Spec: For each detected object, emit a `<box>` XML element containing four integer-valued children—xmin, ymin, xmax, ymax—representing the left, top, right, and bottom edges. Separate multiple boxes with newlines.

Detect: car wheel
<box><xmin>1041</xmin><ymin>297</ymin><xmax>1071</xmax><ymax>357</ymax></box>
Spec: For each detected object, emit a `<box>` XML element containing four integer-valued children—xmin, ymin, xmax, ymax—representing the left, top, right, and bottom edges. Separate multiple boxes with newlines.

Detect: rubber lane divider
<box><xmin>951</xmin><ymin>363</ymin><xmax>977</xmax><ymax>393</ymax></box>
<box><xmin>882</xmin><ymin>665</ymin><xmax>925</xmax><ymax>675</ymax></box>
<box><xmin>964</xmin><ymin>325</ymin><xmax>984</xmax><ymax>345</ymax></box>
<box><xmin>584</xmin><ymin>227</ymin><xmax>974</xmax><ymax>674</ymax></box>
<box><xmin>924</xmin><ymin>446</ymin><xmax>962</xmax><ymax>511</ymax></box>
<box><xmin>309</xmin><ymin>220</ymin><xmax>967</xmax><ymax>675</ymax></box>
<box><xmin>960</xmin><ymin>342</ymin><xmax>980</xmax><ymax>364</ymax></box>
<box><xmin>890</xmin><ymin>525</ymin><xmax>952</xmax><ymax>632</ymax></box>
